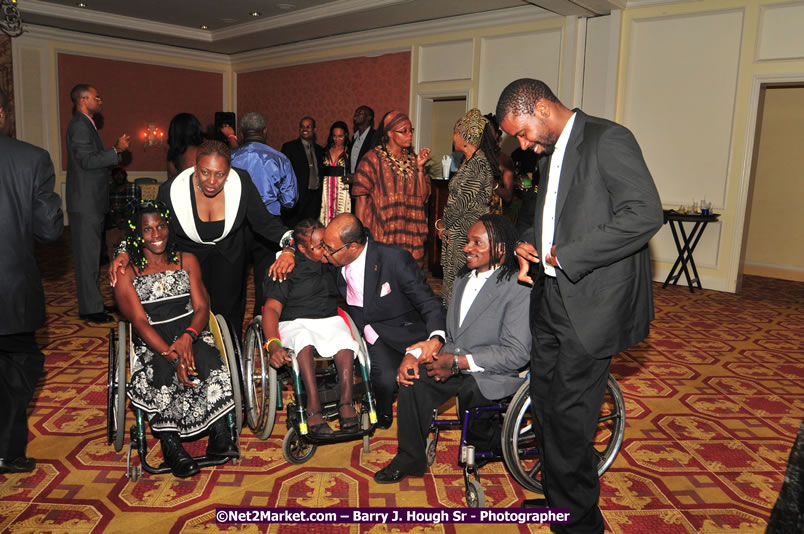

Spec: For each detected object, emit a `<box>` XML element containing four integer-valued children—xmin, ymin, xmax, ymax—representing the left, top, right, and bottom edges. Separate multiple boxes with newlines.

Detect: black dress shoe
<box><xmin>160</xmin><ymin>432</ymin><xmax>200</xmax><ymax>478</ymax></box>
<box><xmin>0</xmin><ymin>457</ymin><xmax>37</xmax><ymax>473</ymax></box>
<box><xmin>521</xmin><ymin>498</ymin><xmax>548</xmax><ymax>508</ymax></box>
<box><xmin>206</xmin><ymin>417</ymin><xmax>240</xmax><ymax>458</ymax></box>
<box><xmin>374</xmin><ymin>464</ymin><xmax>420</xmax><ymax>484</ymax></box>
<box><xmin>376</xmin><ymin>413</ymin><xmax>393</xmax><ymax>430</ymax></box>
<box><xmin>80</xmin><ymin>311</ymin><xmax>115</xmax><ymax>324</ymax></box>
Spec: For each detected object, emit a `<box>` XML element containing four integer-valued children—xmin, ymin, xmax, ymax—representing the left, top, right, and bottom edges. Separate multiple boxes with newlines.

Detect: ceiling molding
<box><xmin>211</xmin><ymin>0</ymin><xmax>413</xmax><ymax>41</ymax></box>
<box><xmin>19</xmin><ymin>0</ymin><xmax>213</xmax><ymax>42</ymax></box>
<box><xmin>231</xmin><ymin>5</ymin><xmax>557</xmax><ymax>66</ymax></box>
<box><xmin>21</xmin><ymin>24</ymin><xmax>232</xmax><ymax>67</ymax></box>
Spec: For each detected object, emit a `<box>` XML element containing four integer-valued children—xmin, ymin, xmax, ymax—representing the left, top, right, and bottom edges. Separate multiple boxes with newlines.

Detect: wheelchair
<box><xmin>107</xmin><ymin>313</ymin><xmax>243</xmax><ymax>481</ymax></box>
<box><xmin>426</xmin><ymin>374</ymin><xmax>626</xmax><ymax>507</ymax></box>
<box><xmin>241</xmin><ymin>309</ymin><xmax>378</xmax><ymax>464</ymax></box>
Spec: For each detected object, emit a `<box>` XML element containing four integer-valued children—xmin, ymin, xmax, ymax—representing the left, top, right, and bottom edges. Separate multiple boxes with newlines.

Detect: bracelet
<box><xmin>161</xmin><ymin>352</ymin><xmax>180</xmax><ymax>369</ymax></box>
<box><xmin>434</xmin><ymin>219</ymin><xmax>444</xmax><ymax>232</ymax></box>
<box><xmin>280</xmin><ymin>248</ymin><xmax>295</xmax><ymax>256</ymax></box>
<box><xmin>264</xmin><ymin>338</ymin><xmax>282</xmax><ymax>351</ymax></box>
<box><xmin>184</xmin><ymin>327</ymin><xmax>199</xmax><ymax>342</ymax></box>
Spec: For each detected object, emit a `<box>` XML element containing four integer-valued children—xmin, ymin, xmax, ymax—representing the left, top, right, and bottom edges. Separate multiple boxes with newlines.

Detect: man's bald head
<box><xmin>323</xmin><ymin>214</ymin><xmax>367</xmax><ymax>267</ymax></box>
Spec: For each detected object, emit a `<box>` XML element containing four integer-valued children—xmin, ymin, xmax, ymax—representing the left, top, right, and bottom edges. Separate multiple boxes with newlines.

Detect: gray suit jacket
<box><xmin>443</xmin><ymin>271</ymin><xmax>531</xmax><ymax>400</ymax></box>
<box><xmin>522</xmin><ymin>110</ymin><xmax>663</xmax><ymax>358</ymax></box>
<box><xmin>65</xmin><ymin>113</ymin><xmax>119</xmax><ymax>214</ymax></box>
<box><xmin>0</xmin><ymin>134</ymin><xmax>64</xmax><ymax>334</ymax></box>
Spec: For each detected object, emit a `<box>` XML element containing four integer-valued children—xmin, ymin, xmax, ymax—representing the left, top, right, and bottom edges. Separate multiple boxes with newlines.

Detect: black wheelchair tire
<box><xmin>216</xmin><ymin>314</ymin><xmax>243</xmax><ymax>436</ymax></box>
<box><xmin>114</xmin><ymin>322</ymin><xmax>127</xmax><ymax>452</ymax></box>
<box><xmin>282</xmin><ymin>427</ymin><xmax>316</xmax><ymax>464</ymax></box>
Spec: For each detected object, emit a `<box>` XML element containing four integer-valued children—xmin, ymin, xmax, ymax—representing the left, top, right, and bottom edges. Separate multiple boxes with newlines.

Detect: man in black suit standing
<box><xmin>497</xmin><ymin>79</ymin><xmax>663</xmax><ymax>533</ymax></box>
<box><xmin>281</xmin><ymin>117</ymin><xmax>324</xmax><ymax>226</ymax></box>
<box><xmin>0</xmin><ymin>88</ymin><xmax>64</xmax><ymax>473</ymax></box>
<box><xmin>322</xmin><ymin>213</ymin><xmax>446</xmax><ymax>429</ymax></box>
<box><xmin>349</xmin><ymin>105</ymin><xmax>375</xmax><ymax>176</ymax></box>
<box><xmin>66</xmin><ymin>84</ymin><xmax>130</xmax><ymax>323</ymax></box>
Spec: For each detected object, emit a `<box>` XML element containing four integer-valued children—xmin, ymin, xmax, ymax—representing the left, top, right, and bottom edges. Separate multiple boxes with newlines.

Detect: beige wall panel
<box><xmin>418</xmin><ymin>40</ymin><xmax>474</xmax><ymax>83</ymax></box>
<box><xmin>756</xmin><ymin>2</ymin><xmax>804</xmax><ymax>61</ymax></box>
<box><xmin>744</xmin><ymin>86</ymin><xmax>804</xmax><ymax>271</ymax></box>
<box><xmin>18</xmin><ymin>48</ymin><xmax>46</xmax><ymax>149</ymax></box>
<box><xmin>623</xmin><ymin>9</ymin><xmax>743</xmax><ymax>209</ymax></box>
<box><xmin>583</xmin><ymin>14</ymin><xmax>617</xmax><ymax>121</ymax></box>
<box><xmin>478</xmin><ymin>29</ymin><xmax>562</xmax><ymax>115</ymax></box>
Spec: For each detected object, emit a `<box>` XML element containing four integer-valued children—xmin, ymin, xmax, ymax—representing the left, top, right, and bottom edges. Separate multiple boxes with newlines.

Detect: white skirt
<box><xmin>278</xmin><ymin>316</ymin><xmax>360</xmax><ymax>358</ymax></box>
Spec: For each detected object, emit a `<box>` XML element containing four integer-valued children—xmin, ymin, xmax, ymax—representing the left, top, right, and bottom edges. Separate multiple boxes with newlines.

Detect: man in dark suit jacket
<box><xmin>281</xmin><ymin>116</ymin><xmax>324</xmax><ymax>226</ymax></box>
<box><xmin>373</xmin><ymin>214</ymin><xmax>531</xmax><ymax>484</ymax></box>
<box><xmin>497</xmin><ymin>79</ymin><xmax>663</xmax><ymax>533</ymax></box>
<box><xmin>0</xmin><ymin>88</ymin><xmax>64</xmax><ymax>473</ymax></box>
<box><xmin>65</xmin><ymin>84</ymin><xmax>129</xmax><ymax>323</ymax></box>
<box><xmin>322</xmin><ymin>214</ymin><xmax>446</xmax><ymax>429</ymax></box>
<box><xmin>349</xmin><ymin>105</ymin><xmax>375</xmax><ymax>175</ymax></box>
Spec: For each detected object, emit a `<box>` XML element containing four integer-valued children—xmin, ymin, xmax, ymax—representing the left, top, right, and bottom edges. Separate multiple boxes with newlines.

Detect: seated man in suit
<box><xmin>373</xmin><ymin>214</ymin><xmax>531</xmax><ymax>483</ymax></box>
<box><xmin>322</xmin><ymin>213</ymin><xmax>446</xmax><ymax>429</ymax></box>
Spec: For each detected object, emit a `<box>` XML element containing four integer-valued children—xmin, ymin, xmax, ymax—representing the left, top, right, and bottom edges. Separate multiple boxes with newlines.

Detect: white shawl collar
<box><xmin>170</xmin><ymin>166</ymin><xmax>241</xmax><ymax>244</ymax></box>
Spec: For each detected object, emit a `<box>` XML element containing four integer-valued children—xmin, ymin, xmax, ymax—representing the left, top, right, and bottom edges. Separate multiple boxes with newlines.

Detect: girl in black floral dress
<box><xmin>113</xmin><ymin>201</ymin><xmax>237</xmax><ymax>478</ymax></box>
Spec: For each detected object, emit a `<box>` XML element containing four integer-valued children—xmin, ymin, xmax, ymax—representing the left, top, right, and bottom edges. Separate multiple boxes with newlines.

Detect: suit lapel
<box><xmin>534</xmin><ymin>156</ymin><xmax>549</xmax><ymax>255</ymax></box>
<box><xmin>363</xmin><ymin>241</ymin><xmax>380</xmax><ymax>312</ymax></box>
<box><xmin>447</xmin><ymin>275</ymin><xmax>467</xmax><ymax>335</ymax></box>
<box><xmin>554</xmin><ymin>110</ymin><xmax>585</xmax><ymax>225</ymax></box>
<box><xmin>453</xmin><ymin>275</ymin><xmax>500</xmax><ymax>337</ymax></box>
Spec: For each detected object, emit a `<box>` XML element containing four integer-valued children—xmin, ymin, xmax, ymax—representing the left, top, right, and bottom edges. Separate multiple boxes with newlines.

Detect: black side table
<box><xmin>662</xmin><ymin>210</ymin><xmax>720</xmax><ymax>293</ymax></box>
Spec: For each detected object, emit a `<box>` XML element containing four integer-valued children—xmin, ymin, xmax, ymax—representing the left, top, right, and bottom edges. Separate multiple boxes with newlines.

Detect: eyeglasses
<box><xmin>83</xmin><ymin>95</ymin><xmax>102</xmax><ymax>102</ymax></box>
<box><xmin>393</xmin><ymin>127</ymin><xmax>414</xmax><ymax>135</ymax></box>
<box><xmin>323</xmin><ymin>241</ymin><xmax>352</xmax><ymax>256</ymax></box>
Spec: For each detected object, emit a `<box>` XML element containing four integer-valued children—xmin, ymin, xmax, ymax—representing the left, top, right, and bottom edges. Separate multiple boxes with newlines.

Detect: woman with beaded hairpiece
<box><xmin>437</xmin><ymin>108</ymin><xmax>498</xmax><ymax>305</ymax></box>
<box><xmin>352</xmin><ymin>111</ymin><xmax>432</xmax><ymax>268</ymax></box>
<box><xmin>113</xmin><ymin>200</ymin><xmax>238</xmax><ymax>478</ymax></box>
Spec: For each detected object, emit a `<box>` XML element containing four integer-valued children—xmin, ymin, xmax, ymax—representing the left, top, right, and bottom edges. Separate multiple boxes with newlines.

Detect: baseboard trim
<box><xmin>743</xmin><ymin>263</ymin><xmax>804</xmax><ymax>282</ymax></box>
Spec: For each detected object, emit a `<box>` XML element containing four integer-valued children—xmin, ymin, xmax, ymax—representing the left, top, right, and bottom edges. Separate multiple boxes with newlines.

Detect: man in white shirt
<box><xmin>349</xmin><ymin>105</ymin><xmax>375</xmax><ymax>175</ymax></box>
<box><xmin>373</xmin><ymin>214</ymin><xmax>531</xmax><ymax>484</ymax></box>
<box><xmin>497</xmin><ymin>78</ymin><xmax>662</xmax><ymax>532</ymax></box>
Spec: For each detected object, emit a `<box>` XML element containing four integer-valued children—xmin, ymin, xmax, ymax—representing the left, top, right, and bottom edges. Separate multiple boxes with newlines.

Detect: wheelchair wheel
<box><xmin>361</xmin><ymin>411</ymin><xmax>371</xmax><ymax>453</ymax></box>
<box><xmin>243</xmin><ymin>317</ymin><xmax>278</xmax><ymax>439</ymax></box>
<box><xmin>425</xmin><ymin>430</ymin><xmax>439</xmax><ymax>467</ymax></box>
<box><xmin>501</xmin><ymin>375</ymin><xmax>626</xmax><ymax>493</ymax></box>
<box><xmin>465</xmin><ymin>480</ymin><xmax>485</xmax><ymax>508</ymax></box>
<box><xmin>282</xmin><ymin>427</ymin><xmax>317</xmax><ymax>464</ymax></box>
<box><xmin>107</xmin><ymin>322</ymin><xmax>127</xmax><ymax>452</ymax></box>
<box><xmin>214</xmin><ymin>314</ymin><xmax>243</xmax><ymax>435</ymax></box>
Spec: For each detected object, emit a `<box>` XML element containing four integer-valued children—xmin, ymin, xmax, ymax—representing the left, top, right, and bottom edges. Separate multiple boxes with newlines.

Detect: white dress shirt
<box><xmin>541</xmin><ymin>112</ymin><xmax>576</xmax><ymax>277</ymax></box>
<box><xmin>350</xmin><ymin>127</ymin><xmax>371</xmax><ymax>174</ymax></box>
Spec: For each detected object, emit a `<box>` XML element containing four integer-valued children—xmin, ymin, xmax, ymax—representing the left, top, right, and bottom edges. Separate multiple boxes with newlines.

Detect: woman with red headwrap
<box><xmin>352</xmin><ymin>111</ymin><xmax>431</xmax><ymax>268</ymax></box>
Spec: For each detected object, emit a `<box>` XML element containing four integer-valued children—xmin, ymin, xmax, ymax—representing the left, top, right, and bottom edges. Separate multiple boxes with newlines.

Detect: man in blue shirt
<box><xmin>224</xmin><ymin>112</ymin><xmax>298</xmax><ymax>317</ymax></box>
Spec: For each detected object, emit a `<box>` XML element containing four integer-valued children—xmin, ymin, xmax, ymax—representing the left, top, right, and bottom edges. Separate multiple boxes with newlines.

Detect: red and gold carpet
<box><xmin>1</xmin><ymin>232</ymin><xmax>801</xmax><ymax>533</ymax></box>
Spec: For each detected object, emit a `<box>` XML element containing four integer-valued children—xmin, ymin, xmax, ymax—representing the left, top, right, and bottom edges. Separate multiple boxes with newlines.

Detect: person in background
<box><xmin>66</xmin><ymin>83</ymin><xmax>130</xmax><ymax>324</ymax></box>
<box><xmin>352</xmin><ymin>111</ymin><xmax>431</xmax><ymax>268</ymax></box>
<box><xmin>497</xmin><ymin>78</ymin><xmax>663</xmax><ymax>532</ymax></box>
<box><xmin>350</xmin><ymin>105</ymin><xmax>375</xmax><ymax>176</ymax></box>
<box><xmin>438</xmin><ymin>108</ymin><xmax>497</xmax><ymax>305</ymax></box>
<box><xmin>167</xmin><ymin>113</ymin><xmax>204</xmax><ymax>179</ymax></box>
<box><xmin>108</xmin><ymin>166</ymin><xmax>139</xmax><ymax>231</ymax></box>
<box><xmin>222</xmin><ymin>112</ymin><xmax>298</xmax><ymax>318</ymax></box>
<box><xmin>484</xmin><ymin>113</ymin><xmax>516</xmax><ymax>218</ymax></box>
<box><xmin>0</xmin><ymin>87</ymin><xmax>64</xmax><ymax>474</ymax></box>
<box><xmin>282</xmin><ymin>117</ymin><xmax>324</xmax><ymax>226</ymax></box>
<box><xmin>320</xmin><ymin>121</ymin><xmax>352</xmax><ymax>224</ymax></box>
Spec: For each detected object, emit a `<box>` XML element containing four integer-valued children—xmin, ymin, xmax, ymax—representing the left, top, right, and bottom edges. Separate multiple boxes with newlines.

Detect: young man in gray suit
<box><xmin>65</xmin><ymin>84</ymin><xmax>130</xmax><ymax>323</ymax></box>
<box><xmin>498</xmin><ymin>79</ymin><xmax>663</xmax><ymax>533</ymax></box>
<box><xmin>0</xmin><ymin>88</ymin><xmax>64</xmax><ymax>473</ymax></box>
<box><xmin>373</xmin><ymin>214</ymin><xmax>531</xmax><ymax>484</ymax></box>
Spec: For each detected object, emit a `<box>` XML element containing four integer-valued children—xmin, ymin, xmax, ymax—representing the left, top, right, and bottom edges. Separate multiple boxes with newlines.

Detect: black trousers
<box><xmin>366</xmin><ymin>337</ymin><xmax>404</xmax><ymax>419</ymax></box>
<box><xmin>0</xmin><ymin>333</ymin><xmax>45</xmax><ymax>459</ymax></box>
<box><xmin>392</xmin><ymin>367</ymin><xmax>498</xmax><ymax>474</ymax></box>
<box><xmin>250</xmin><ymin>230</ymin><xmax>280</xmax><ymax>319</ymax></box>
<box><xmin>69</xmin><ymin>211</ymin><xmax>106</xmax><ymax>315</ymax></box>
<box><xmin>529</xmin><ymin>277</ymin><xmax>611</xmax><ymax>534</ymax></box>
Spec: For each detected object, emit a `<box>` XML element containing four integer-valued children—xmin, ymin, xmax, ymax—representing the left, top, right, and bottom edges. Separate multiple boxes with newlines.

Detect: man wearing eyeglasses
<box><xmin>65</xmin><ymin>84</ymin><xmax>130</xmax><ymax>324</ymax></box>
<box><xmin>281</xmin><ymin>116</ymin><xmax>324</xmax><ymax>226</ymax></box>
<box><xmin>322</xmin><ymin>213</ymin><xmax>445</xmax><ymax>430</ymax></box>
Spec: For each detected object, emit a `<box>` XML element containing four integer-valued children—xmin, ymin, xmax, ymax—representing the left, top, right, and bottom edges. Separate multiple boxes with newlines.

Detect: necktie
<box><xmin>305</xmin><ymin>143</ymin><xmax>319</xmax><ymax>190</ymax></box>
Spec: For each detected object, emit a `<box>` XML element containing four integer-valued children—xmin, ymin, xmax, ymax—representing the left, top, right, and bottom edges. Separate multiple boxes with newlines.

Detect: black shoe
<box><xmin>206</xmin><ymin>417</ymin><xmax>239</xmax><ymax>458</ymax></box>
<box><xmin>374</xmin><ymin>463</ymin><xmax>420</xmax><ymax>484</ymax></box>
<box><xmin>376</xmin><ymin>413</ymin><xmax>393</xmax><ymax>430</ymax></box>
<box><xmin>338</xmin><ymin>402</ymin><xmax>359</xmax><ymax>431</ymax></box>
<box><xmin>104</xmin><ymin>304</ymin><xmax>118</xmax><ymax>314</ymax></box>
<box><xmin>0</xmin><ymin>457</ymin><xmax>36</xmax><ymax>474</ymax></box>
<box><xmin>79</xmin><ymin>311</ymin><xmax>115</xmax><ymax>324</ymax></box>
<box><xmin>521</xmin><ymin>498</ymin><xmax>547</xmax><ymax>508</ymax></box>
<box><xmin>160</xmin><ymin>432</ymin><xmax>200</xmax><ymax>478</ymax></box>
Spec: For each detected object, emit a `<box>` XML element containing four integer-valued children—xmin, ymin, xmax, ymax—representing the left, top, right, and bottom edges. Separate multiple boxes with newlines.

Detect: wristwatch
<box><xmin>451</xmin><ymin>355</ymin><xmax>461</xmax><ymax>376</ymax></box>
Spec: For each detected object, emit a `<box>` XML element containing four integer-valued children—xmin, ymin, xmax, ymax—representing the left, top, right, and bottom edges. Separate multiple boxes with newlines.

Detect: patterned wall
<box><xmin>57</xmin><ymin>54</ymin><xmax>223</xmax><ymax>173</ymax></box>
<box><xmin>237</xmin><ymin>52</ymin><xmax>410</xmax><ymax>149</ymax></box>
<box><xmin>0</xmin><ymin>34</ymin><xmax>14</xmax><ymax>137</ymax></box>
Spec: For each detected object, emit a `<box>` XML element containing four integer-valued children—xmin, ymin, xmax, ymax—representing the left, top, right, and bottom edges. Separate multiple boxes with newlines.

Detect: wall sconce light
<box><xmin>1</xmin><ymin>0</ymin><xmax>24</xmax><ymax>37</ymax></box>
<box><xmin>142</xmin><ymin>122</ymin><xmax>165</xmax><ymax>150</ymax></box>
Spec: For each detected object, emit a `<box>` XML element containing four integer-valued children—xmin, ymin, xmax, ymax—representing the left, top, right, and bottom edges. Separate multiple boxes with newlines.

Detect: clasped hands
<box><xmin>396</xmin><ymin>337</ymin><xmax>452</xmax><ymax>387</ymax></box>
<box><xmin>165</xmin><ymin>332</ymin><xmax>197</xmax><ymax>387</ymax></box>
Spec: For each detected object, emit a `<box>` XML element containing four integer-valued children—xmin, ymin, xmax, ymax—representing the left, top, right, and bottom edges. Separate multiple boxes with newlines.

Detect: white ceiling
<box><xmin>18</xmin><ymin>0</ymin><xmax>626</xmax><ymax>54</ymax></box>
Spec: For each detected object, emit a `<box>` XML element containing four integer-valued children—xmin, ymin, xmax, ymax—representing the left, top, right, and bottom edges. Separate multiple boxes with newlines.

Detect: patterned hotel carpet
<box><xmin>1</xmin><ymin>231</ymin><xmax>802</xmax><ymax>533</ymax></box>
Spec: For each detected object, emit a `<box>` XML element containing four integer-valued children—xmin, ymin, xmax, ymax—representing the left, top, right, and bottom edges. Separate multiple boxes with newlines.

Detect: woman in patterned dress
<box><xmin>438</xmin><ymin>109</ymin><xmax>499</xmax><ymax>305</ymax></box>
<box><xmin>319</xmin><ymin>121</ymin><xmax>352</xmax><ymax>224</ymax></box>
<box><xmin>352</xmin><ymin>111</ymin><xmax>432</xmax><ymax>268</ymax></box>
<box><xmin>113</xmin><ymin>201</ymin><xmax>238</xmax><ymax>478</ymax></box>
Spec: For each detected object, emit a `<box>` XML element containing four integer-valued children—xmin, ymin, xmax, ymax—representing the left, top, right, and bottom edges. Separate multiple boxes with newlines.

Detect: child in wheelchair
<box><xmin>113</xmin><ymin>201</ymin><xmax>238</xmax><ymax>478</ymax></box>
<box><xmin>262</xmin><ymin>218</ymin><xmax>361</xmax><ymax>436</ymax></box>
